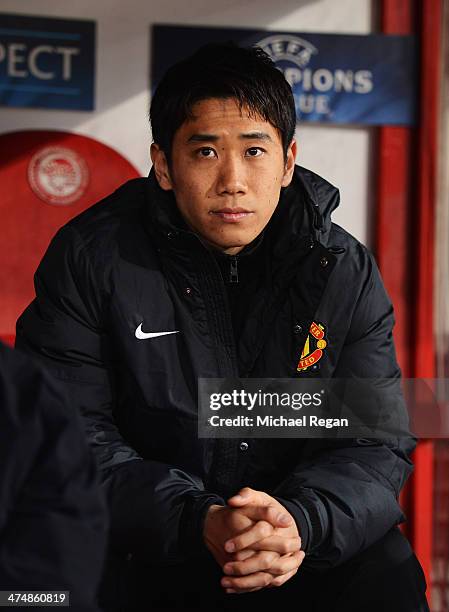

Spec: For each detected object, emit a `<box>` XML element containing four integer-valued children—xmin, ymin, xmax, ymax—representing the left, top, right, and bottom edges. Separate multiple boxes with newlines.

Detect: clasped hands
<box><xmin>203</xmin><ymin>487</ymin><xmax>305</xmax><ymax>594</ymax></box>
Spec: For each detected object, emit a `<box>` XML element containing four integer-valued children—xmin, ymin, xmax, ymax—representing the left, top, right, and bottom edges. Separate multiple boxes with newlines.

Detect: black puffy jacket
<box><xmin>16</xmin><ymin>165</ymin><xmax>415</xmax><ymax>597</ymax></box>
<box><xmin>0</xmin><ymin>341</ymin><xmax>107</xmax><ymax>611</ymax></box>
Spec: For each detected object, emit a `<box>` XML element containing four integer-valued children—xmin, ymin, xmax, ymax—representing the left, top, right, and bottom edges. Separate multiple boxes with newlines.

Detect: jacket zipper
<box><xmin>195</xmin><ymin>246</ymin><xmax>243</xmax><ymax>497</ymax></box>
<box><xmin>194</xmin><ymin>245</ymin><xmax>239</xmax><ymax>377</ymax></box>
<box><xmin>229</xmin><ymin>256</ymin><xmax>239</xmax><ymax>283</ymax></box>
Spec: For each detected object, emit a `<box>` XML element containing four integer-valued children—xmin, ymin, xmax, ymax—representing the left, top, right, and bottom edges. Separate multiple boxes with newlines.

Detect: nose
<box><xmin>215</xmin><ymin>155</ymin><xmax>248</xmax><ymax>196</ymax></box>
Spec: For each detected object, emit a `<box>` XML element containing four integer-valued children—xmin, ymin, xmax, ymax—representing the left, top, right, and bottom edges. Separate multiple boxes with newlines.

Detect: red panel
<box><xmin>409</xmin><ymin>0</ymin><xmax>441</xmax><ymax>594</ymax></box>
<box><xmin>376</xmin><ymin>127</ymin><xmax>413</xmax><ymax>375</ymax></box>
<box><xmin>0</xmin><ymin>130</ymin><xmax>140</xmax><ymax>337</ymax></box>
<box><xmin>413</xmin><ymin>442</ymin><xmax>435</xmax><ymax>578</ymax></box>
<box><xmin>377</xmin><ymin>0</ymin><xmax>415</xmax><ymax>553</ymax></box>
<box><xmin>377</xmin><ymin>0</ymin><xmax>414</xmax><ymax>376</ymax></box>
<box><xmin>381</xmin><ymin>1</ymin><xmax>414</xmax><ymax>33</ymax></box>
<box><xmin>413</xmin><ymin>1</ymin><xmax>440</xmax><ymax>379</ymax></box>
<box><xmin>378</xmin><ymin>0</ymin><xmax>442</xmax><ymax>599</ymax></box>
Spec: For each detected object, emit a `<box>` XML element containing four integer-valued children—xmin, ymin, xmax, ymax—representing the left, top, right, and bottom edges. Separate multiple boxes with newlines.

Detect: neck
<box><xmin>196</xmin><ymin>235</ymin><xmax>245</xmax><ymax>256</ymax></box>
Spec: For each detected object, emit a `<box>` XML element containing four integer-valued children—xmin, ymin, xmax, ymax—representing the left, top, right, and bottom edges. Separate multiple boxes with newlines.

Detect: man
<box><xmin>0</xmin><ymin>341</ymin><xmax>107</xmax><ymax>611</ymax></box>
<box><xmin>16</xmin><ymin>44</ymin><xmax>428</xmax><ymax>610</ymax></box>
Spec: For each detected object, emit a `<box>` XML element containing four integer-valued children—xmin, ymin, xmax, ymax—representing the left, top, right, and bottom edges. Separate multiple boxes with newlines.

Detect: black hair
<box><xmin>150</xmin><ymin>42</ymin><xmax>296</xmax><ymax>162</ymax></box>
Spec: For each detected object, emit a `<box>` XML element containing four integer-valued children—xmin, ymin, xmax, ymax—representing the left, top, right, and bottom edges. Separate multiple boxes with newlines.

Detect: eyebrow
<box><xmin>187</xmin><ymin>132</ymin><xmax>274</xmax><ymax>143</ymax></box>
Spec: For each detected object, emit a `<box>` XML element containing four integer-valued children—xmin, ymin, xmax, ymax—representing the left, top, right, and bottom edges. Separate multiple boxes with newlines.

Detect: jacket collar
<box><xmin>144</xmin><ymin>164</ymin><xmax>340</xmax><ymax>255</ymax></box>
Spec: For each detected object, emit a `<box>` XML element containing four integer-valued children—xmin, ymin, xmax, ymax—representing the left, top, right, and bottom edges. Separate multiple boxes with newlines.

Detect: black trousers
<box><xmin>101</xmin><ymin>527</ymin><xmax>429</xmax><ymax>612</ymax></box>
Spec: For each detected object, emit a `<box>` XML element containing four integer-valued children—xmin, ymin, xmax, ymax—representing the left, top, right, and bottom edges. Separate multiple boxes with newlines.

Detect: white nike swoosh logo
<box><xmin>135</xmin><ymin>323</ymin><xmax>180</xmax><ymax>340</ymax></box>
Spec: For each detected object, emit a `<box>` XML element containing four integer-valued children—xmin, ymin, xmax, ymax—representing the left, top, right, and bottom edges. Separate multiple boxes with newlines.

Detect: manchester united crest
<box><xmin>297</xmin><ymin>322</ymin><xmax>327</xmax><ymax>371</ymax></box>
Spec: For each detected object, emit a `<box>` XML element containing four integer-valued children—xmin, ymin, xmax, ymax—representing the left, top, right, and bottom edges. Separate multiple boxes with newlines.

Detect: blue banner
<box><xmin>0</xmin><ymin>13</ymin><xmax>95</xmax><ymax>111</ymax></box>
<box><xmin>152</xmin><ymin>25</ymin><xmax>417</xmax><ymax>126</ymax></box>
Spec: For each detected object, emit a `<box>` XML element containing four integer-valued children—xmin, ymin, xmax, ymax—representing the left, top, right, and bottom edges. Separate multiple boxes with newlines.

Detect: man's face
<box><xmin>151</xmin><ymin>98</ymin><xmax>296</xmax><ymax>255</ymax></box>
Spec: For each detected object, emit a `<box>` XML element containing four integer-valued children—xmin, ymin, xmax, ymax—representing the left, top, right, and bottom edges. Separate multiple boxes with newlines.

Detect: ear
<box><xmin>281</xmin><ymin>139</ymin><xmax>297</xmax><ymax>188</ymax></box>
<box><xmin>150</xmin><ymin>143</ymin><xmax>173</xmax><ymax>191</ymax></box>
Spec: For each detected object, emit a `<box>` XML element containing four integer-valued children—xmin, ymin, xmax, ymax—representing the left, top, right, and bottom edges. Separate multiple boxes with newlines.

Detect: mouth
<box><xmin>210</xmin><ymin>207</ymin><xmax>253</xmax><ymax>223</ymax></box>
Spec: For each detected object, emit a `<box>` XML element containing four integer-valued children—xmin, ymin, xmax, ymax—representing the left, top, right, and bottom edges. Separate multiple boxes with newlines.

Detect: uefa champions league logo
<box><xmin>256</xmin><ymin>34</ymin><xmax>373</xmax><ymax>118</ymax></box>
<box><xmin>256</xmin><ymin>34</ymin><xmax>318</xmax><ymax>73</ymax></box>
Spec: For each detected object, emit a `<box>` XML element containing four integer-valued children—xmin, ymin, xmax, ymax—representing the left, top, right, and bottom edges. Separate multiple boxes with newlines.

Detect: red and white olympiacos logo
<box><xmin>28</xmin><ymin>146</ymin><xmax>89</xmax><ymax>206</ymax></box>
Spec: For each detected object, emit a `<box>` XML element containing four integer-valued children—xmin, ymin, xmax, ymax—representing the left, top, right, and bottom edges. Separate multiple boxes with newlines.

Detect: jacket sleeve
<box><xmin>15</xmin><ymin>226</ymin><xmax>223</xmax><ymax>564</ymax></box>
<box><xmin>273</xmin><ymin>250</ymin><xmax>415</xmax><ymax>569</ymax></box>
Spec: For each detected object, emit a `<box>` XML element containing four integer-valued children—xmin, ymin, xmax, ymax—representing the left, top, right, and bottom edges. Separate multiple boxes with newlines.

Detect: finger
<box><xmin>234</xmin><ymin>503</ymin><xmax>293</xmax><ymax>528</ymax></box>
<box><xmin>265</xmin><ymin>550</ymin><xmax>304</xmax><ymax>576</ymax></box>
<box><xmin>225</xmin><ymin>585</ymin><xmax>265</xmax><ymax>594</ymax></box>
<box><xmin>249</xmin><ymin>534</ymin><xmax>302</xmax><ymax>555</ymax></box>
<box><xmin>224</xmin><ymin>550</ymin><xmax>279</xmax><ymax>576</ymax></box>
<box><xmin>232</xmin><ymin>548</ymin><xmax>256</xmax><ymax>562</ymax></box>
<box><xmin>225</xmin><ymin>520</ymin><xmax>274</xmax><ymax>553</ymax></box>
<box><xmin>227</xmin><ymin>487</ymin><xmax>266</xmax><ymax>506</ymax></box>
<box><xmin>226</xmin><ymin>585</ymin><xmax>265</xmax><ymax>594</ymax></box>
<box><xmin>221</xmin><ymin>570</ymin><xmax>273</xmax><ymax>592</ymax></box>
<box><xmin>267</xmin><ymin>566</ymin><xmax>300</xmax><ymax>588</ymax></box>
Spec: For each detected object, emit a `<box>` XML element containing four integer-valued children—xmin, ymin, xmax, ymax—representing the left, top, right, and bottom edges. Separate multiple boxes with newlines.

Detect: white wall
<box><xmin>0</xmin><ymin>0</ymin><xmax>374</xmax><ymax>245</ymax></box>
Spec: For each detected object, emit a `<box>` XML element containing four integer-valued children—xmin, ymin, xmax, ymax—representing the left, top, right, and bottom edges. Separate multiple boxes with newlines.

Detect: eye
<box><xmin>197</xmin><ymin>147</ymin><xmax>216</xmax><ymax>158</ymax></box>
<box><xmin>245</xmin><ymin>147</ymin><xmax>264</xmax><ymax>157</ymax></box>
